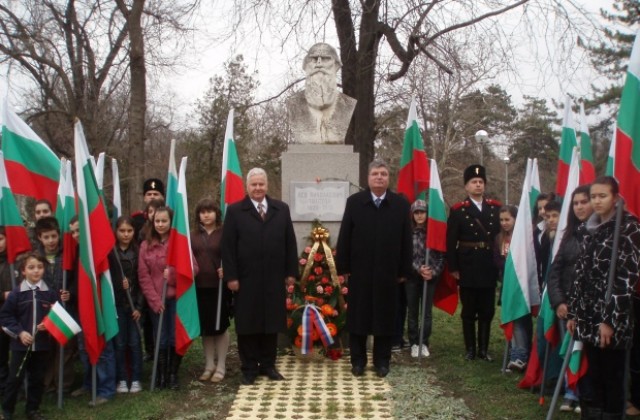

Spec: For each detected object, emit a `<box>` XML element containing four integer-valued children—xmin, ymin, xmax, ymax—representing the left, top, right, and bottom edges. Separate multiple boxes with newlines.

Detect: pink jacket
<box><xmin>138</xmin><ymin>240</ymin><xmax>175</xmax><ymax>313</ymax></box>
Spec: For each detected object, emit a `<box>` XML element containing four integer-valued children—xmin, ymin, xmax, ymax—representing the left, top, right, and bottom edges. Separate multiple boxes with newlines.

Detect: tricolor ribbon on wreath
<box><xmin>301</xmin><ymin>303</ymin><xmax>334</xmax><ymax>355</ymax></box>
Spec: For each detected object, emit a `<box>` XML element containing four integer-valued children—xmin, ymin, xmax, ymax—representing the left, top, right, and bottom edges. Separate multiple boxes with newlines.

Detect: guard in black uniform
<box><xmin>131</xmin><ymin>178</ymin><xmax>165</xmax><ymax>242</ymax></box>
<box><xmin>446</xmin><ymin>164</ymin><xmax>501</xmax><ymax>361</ymax></box>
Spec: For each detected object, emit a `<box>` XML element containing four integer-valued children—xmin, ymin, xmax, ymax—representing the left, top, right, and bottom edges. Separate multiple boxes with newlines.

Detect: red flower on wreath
<box><xmin>314</xmin><ymin>253</ymin><xmax>323</xmax><ymax>262</ymax></box>
<box><xmin>341</xmin><ymin>287</ymin><xmax>348</xmax><ymax>295</ymax></box>
<box><xmin>326</xmin><ymin>323</ymin><xmax>338</xmax><ymax>337</ymax></box>
<box><xmin>294</xmin><ymin>336</ymin><xmax>302</xmax><ymax>348</ymax></box>
<box><xmin>324</xmin><ymin>286</ymin><xmax>333</xmax><ymax>295</ymax></box>
<box><xmin>321</xmin><ymin>277</ymin><xmax>330</xmax><ymax>284</ymax></box>
<box><xmin>299</xmin><ymin>258</ymin><xmax>307</xmax><ymax>266</ymax></box>
<box><xmin>321</xmin><ymin>304</ymin><xmax>334</xmax><ymax>317</ymax></box>
<box><xmin>287</xmin><ymin>318</ymin><xmax>293</xmax><ymax>328</ymax></box>
<box><xmin>314</xmin><ymin>267</ymin><xmax>323</xmax><ymax>275</ymax></box>
<box><xmin>307</xmin><ymin>275</ymin><xmax>316</xmax><ymax>282</ymax></box>
<box><xmin>327</xmin><ymin>348</ymin><xmax>342</xmax><ymax>360</ymax></box>
<box><xmin>316</xmin><ymin>285</ymin><xmax>324</xmax><ymax>294</ymax></box>
<box><xmin>304</xmin><ymin>246</ymin><xmax>312</xmax><ymax>254</ymax></box>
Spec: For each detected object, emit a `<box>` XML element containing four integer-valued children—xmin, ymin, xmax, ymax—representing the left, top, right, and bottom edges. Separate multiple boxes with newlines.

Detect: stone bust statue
<box><xmin>287</xmin><ymin>43</ymin><xmax>357</xmax><ymax>144</ymax></box>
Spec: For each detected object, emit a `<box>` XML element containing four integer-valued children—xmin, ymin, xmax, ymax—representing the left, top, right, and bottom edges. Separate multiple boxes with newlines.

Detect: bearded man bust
<box><xmin>287</xmin><ymin>43</ymin><xmax>357</xmax><ymax>144</ymax></box>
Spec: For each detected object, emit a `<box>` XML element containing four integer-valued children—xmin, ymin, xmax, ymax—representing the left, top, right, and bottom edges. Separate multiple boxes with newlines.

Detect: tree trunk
<box><xmin>126</xmin><ymin>0</ymin><xmax>146</xmax><ymax>213</ymax></box>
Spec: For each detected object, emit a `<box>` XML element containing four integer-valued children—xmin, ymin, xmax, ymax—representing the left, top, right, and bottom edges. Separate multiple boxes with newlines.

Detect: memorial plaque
<box><xmin>290</xmin><ymin>181</ymin><xmax>349</xmax><ymax>221</ymax></box>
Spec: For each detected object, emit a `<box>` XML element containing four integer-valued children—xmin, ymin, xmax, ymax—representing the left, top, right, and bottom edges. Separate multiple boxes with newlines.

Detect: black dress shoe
<box><xmin>464</xmin><ymin>349</ymin><xmax>476</xmax><ymax>361</ymax></box>
<box><xmin>375</xmin><ymin>366</ymin><xmax>390</xmax><ymax>378</ymax></box>
<box><xmin>261</xmin><ymin>368</ymin><xmax>285</xmax><ymax>381</ymax></box>
<box><xmin>351</xmin><ymin>366</ymin><xmax>365</xmax><ymax>377</ymax></box>
<box><xmin>241</xmin><ymin>374</ymin><xmax>257</xmax><ymax>385</ymax></box>
<box><xmin>477</xmin><ymin>352</ymin><xmax>493</xmax><ymax>362</ymax></box>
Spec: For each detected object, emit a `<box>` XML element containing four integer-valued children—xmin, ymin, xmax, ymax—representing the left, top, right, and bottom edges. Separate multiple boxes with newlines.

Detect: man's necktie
<box><xmin>258</xmin><ymin>203</ymin><xmax>266</xmax><ymax>220</ymax></box>
<box><xmin>374</xmin><ymin>197</ymin><xmax>381</xmax><ymax>208</ymax></box>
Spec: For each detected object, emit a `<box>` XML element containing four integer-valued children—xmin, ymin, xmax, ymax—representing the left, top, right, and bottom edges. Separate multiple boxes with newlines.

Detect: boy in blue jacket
<box><xmin>0</xmin><ymin>252</ymin><xmax>64</xmax><ymax>420</ymax></box>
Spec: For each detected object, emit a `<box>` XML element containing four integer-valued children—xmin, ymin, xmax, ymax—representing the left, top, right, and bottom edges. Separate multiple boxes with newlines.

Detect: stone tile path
<box><xmin>227</xmin><ymin>355</ymin><xmax>393</xmax><ymax>419</ymax></box>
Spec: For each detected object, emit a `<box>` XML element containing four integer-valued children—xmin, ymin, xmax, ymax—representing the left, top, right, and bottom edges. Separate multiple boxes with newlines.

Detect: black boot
<box><xmin>462</xmin><ymin>321</ymin><xmax>476</xmax><ymax>360</ymax></box>
<box><xmin>156</xmin><ymin>348</ymin><xmax>167</xmax><ymax>389</ymax></box>
<box><xmin>477</xmin><ymin>321</ymin><xmax>493</xmax><ymax>361</ymax></box>
<box><xmin>168</xmin><ymin>347</ymin><xmax>183</xmax><ymax>390</ymax></box>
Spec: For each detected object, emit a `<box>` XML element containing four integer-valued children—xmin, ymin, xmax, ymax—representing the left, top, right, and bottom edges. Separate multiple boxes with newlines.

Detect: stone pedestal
<box><xmin>281</xmin><ymin>144</ymin><xmax>360</xmax><ymax>253</ymax></box>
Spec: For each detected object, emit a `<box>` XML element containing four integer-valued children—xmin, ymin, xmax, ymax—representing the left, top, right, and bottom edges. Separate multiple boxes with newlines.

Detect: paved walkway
<box><xmin>227</xmin><ymin>355</ymin><xmax>393</xmax><ymax>419</ymax></box>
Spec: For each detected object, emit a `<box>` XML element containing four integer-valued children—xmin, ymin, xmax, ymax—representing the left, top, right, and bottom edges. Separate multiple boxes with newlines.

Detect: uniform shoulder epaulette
<box><xmin>451</xmin><ymin>201</ymin><xmax>470</xmax><ymax>211</ymax></box>
<box><xmin>486</xmin><ymin>199</ymin><xmax>502</xmax><ymax>207</ymax></box>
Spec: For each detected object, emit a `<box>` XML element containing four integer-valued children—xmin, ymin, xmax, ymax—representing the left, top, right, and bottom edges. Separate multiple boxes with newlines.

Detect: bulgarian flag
<box><xmin>74</xmin><ymin>120</ymin><xmax>119</xmax><ymax>365</ymax></box>
<box><xmin>1</xmin><ymin>98</ymin><xmax>60</xmax><ymax>207</ymax></box>
<box><xmin>579</xmin><ymin>103</ymin><xmax>596</xmax><ymax>184</ymax></box>
<box><xmin>541</xmin><ymin>149</ymin><xmax>579</xmax><ymax>347</ymax></box>
<box><xmin>111</xmin><ymin>158</ymin><xmax>121</xmax><ymax>228</ymax></box>
<box><xmin>165</xmin><ymin>139</ymin><xmax>178</xmax><ymax>210</ymax></box>
<box><xmin>428</xmin><ymin>159</ymin><xmax>455</xmax><ymax>315</ymax></box>
<box><xmin>43</xmin><ymin>301</ymin><xmax>82</xmax><ymax>346</ymax></box>
<box><xmin>220</xmin><ymin>109</ymin><xmax>244</xmax><ymax>218</ymax></box>
<box><xmin>529</xmin><ymin>159</ymin><xmax>541</xmax><ymax>214</ymax></box>
<box><xmin>500</xmin><ymin>159</ymin><xmax>540</xmax><ymax>340</ymax></box>
<box><xmin>0</xmin><ymin>151</ymin><xmax>31</xmax><ymax>263</ymax></box>
<box><xmin>555</xmin><ymin>96</ymin><xmax>578</xmax><ymax>199</ymax></box>
<box><xmin>55</xmin><ymin>160</ymin><xmax>77</xmax><ymax>271</ymax></box>
<box><xmin>559</xmin><ymin>332</ymin><xmax>588</xmax><ymax>391</ymax></box>
<box><xmin>166</xmin><ymin>157</ymin><xmax>200</xmax><ymax>355</ymax></box>
<box><xmin>606</xmin><ymin>122</ymin><xmax>617</xmax><ymax>176</ymax></box>
<box><xmin>95</xmin><ymin>152</ymin><xmax>106</xmax><ymax>191</ymax></box>
<box><xmin>396</xmin><ymin>97</ymin><xmax>430</xmax><ymax>203</ymax></box>
<box><xmin>614</xmin><ymin>30</ymin><xmax>640</xmax><ymax>217</ymax></box>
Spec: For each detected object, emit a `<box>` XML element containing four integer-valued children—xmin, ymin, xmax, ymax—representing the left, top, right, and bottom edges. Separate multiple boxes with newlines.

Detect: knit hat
<box><xmin>411</xmin><ymin>199</ymin><xmax>427</xmax><ymax>212</ymax></box>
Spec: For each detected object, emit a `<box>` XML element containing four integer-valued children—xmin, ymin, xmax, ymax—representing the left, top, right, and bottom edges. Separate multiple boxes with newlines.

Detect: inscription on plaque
<box><xmin>290</xmin><ymin>181</ymin><xmax>349</xmax><ymax>221</ymax></box>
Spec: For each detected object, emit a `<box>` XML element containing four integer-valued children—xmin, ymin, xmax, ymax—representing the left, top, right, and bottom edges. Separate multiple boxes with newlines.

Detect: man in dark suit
<box><xmin>336</xmin><ymin>159</ymin><xmax>413</xmax><ymax>378</ymax></box>
<box><xmin>446</xmin><ymin>164</ymin><xmax>501</xmax><ymax>361</ymax></box>
<box><xmin>221</xmin><ymin>168</ymin><xmax>298</xmax><ymax>385</ymax></box>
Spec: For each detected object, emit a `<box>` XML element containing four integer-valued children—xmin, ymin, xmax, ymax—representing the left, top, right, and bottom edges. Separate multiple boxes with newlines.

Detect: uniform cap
<box><xmin>463</xmin><ymin>164</ymin><xmax>486</xmax><ymax>184</ymax></box>
<box><xmin>143</xmin><ymin>178</ymin><xmax>165</xmax><ymax>196</ymax></box>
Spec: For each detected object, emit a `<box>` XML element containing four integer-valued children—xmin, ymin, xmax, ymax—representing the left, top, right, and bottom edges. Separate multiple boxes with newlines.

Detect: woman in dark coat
<box><xmin>567</xmin><ymin>176</ymin><xmax>640</xmax><ymax>418</ymax></box>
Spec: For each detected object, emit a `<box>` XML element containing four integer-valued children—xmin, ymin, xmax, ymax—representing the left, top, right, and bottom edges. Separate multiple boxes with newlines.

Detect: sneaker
<box><xmin>116</xmin><ymin>381</ymin><xmax>129</xmax><ymax>394</ymax></box>
<box><xmin>410</xmin><ymin>345</ymin><xmax>419</xmax><ymax>358</ymax></box>
<box><xmin>559</xmin><ymin>398</ymin><xmax>577</xmax><ymax>412</ymax></box>
<box><xmin>129</xmin><ymin>381</ymin><xmax>142</xmax><ymax>393</ymax></box>
<box><xmin>507</xmin><ymin>359</ymin><xmax>526</xmax><ymax>371</ymax></box>
<box><xmin>420</xmin><ymin>344</ymin><xmax>430</xmax><ymax>357</ymax></box>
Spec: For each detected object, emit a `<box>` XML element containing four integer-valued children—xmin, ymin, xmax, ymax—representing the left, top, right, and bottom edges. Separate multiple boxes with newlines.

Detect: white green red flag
<box><xmin>397</xmin><ymin>97</ymin><xmax>430</xmax><ymax>203</ymax></box>
<box><xmin>551</xmin><ymin>148</ymin><xmax>580</xmax><ymax>262</ymax></box>
<box><xmin>74</xmin><ymin>120</ymin><xmax>119</xmax><ymax>365</ymax></box>
<box><xmin>55</xmin><ymin>158</ymin><xmax>67</xmax><ymax>225</ymax></box>
<box><xmin>166</xmin><ymin>157</ymin><xmax>200</xmax><ymax>355</ymax></box>
<box><xmin>614</xmin><ymin>30</ymin><xmax>640</xmax><ymax>217</ymax></box>
<box><xmin>95</xmin><ymin>152</ymin><xmax>105</xmax><ymax>191</ymax></box>
<box><xmin>1</xmin><ymin>98</ymin><xmax>60</xmax><ymax>207</ymax></box>
<box><xmin>529</xmin><ymin>159</ymin><xmax>541</xmax><ymax>214</ymax></box>
<box><xmin>166</xmin><ymin>139</ymin><xmax>178</xmax><ymax>210</ymax></box>
<box><xmin>541</xmin><ymin>150</ymin><xmax>580</xmax><ymax>347</ymax></box>
<box><xmin>559</xmin><ymin>332</ymin><xmax>588</xmax><ymax>391</ymax></box>
<box><xmin>428</xmin><ymin>159</ymin><xmax>456</xmax><ymax>315</ymax></box>
<box><xmin>555</xmin><ymin>96</ymin><xmax>578</xmax><ymax>199</ymax></box>
<box><xmin>55</xmin><ymin>159</ymin><xmax>77</xmax><ymax>271</ymax></box>
<box><xmin>0</xmin><ymin>151</ymin><xmax>31</xmax><ymax>263</ymax></box>
<box><xmin>111</xmin><ymin>158</ymin><xmax>121</xmax><ymax>228</ymax></box>
<box><xmin>500</xmin><ymin>159</ymin><xmax>540</xmax><ymax>340</ymax></box>
<box><xmin>579</xmin><ymin>103</ymin><xmax>596</xmax><ymax>184</ymax></box>
<box><xmin>43</xmin><ymin>301</ymin><xmax>82</xmax><ymax>346</ymax></box>
<box><xmin>220</xmin><ymin>109</ymin><xmax>244</xmax><ymax>218</ymax></box>
<box><xmin>606</xmin><ymin>122</ymin><xmax>617</xmax><ymax>177</ymax></box>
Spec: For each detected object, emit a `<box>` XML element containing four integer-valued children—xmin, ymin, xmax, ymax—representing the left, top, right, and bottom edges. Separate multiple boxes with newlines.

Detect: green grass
<box><xmin>25</xmin><ymin>308</ymin><xmax>578</xmax><ymax>419</ymax></box>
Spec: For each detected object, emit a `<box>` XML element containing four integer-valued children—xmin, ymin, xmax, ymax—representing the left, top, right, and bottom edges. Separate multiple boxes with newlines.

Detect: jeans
<box><xmin>114</xmin><ymin>307</ymin><xmax>143</xmax><ymax>382</ymax></box>
<box><xmin>509</xmin><ymin>314</ymin><xmax>532</xmax><ymax>362</ymax></box>
<box><xmin>77</xmin><ymin>334</ymin><xmax>116</xmax><ymax>399</ymax></box>
<box><xmin>405</xmin><ymin>273</ymin><xmax>437</xmax><ymax>346</ymax></box>
<box><xmin>150</xmin><ymin>298</ymin><xmax>176</xmax><ymax>350</ymax></box>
